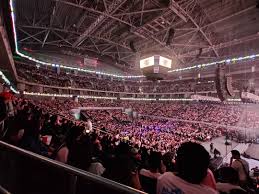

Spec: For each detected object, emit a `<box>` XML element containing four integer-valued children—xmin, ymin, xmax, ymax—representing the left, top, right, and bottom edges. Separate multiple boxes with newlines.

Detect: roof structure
<box><xmin>14</xmin><ymin>0</ymin><xmax>259</xmax><ymax>71</ymax></box>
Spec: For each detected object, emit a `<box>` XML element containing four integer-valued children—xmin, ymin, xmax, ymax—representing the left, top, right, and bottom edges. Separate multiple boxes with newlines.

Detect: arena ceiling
<box><xmin>14</xmin><ymin>0</ymin><xmax>259</xmax><ymax>71</ymax></box>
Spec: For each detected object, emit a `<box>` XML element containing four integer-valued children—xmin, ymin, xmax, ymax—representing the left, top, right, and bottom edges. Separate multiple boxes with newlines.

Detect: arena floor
<box><xmin>202</xmin><ymin>137</ymin><xmax>259</xmax><ymax>170</ymax></box>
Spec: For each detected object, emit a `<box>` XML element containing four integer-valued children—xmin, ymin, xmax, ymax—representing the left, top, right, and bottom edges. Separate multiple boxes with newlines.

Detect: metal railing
<box><xmin>0</xmin><ymin>140</ymin><xmax>145</xmax><ymax>194</ymax></box>
<box><xmin>0</xmin><ymin>185</ymin><xmax>11</xmax><ymax>194</ymax></box>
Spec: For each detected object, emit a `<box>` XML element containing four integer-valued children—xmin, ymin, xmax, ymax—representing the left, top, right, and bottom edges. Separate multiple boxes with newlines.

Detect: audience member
<box><xmin>157</xmin><ymin>142</ymin><xmax>217</xmax><ymax>194</ymax></box>
<box><xmin>216</xmin><ymin>167</ymin><xmax>247</xmax><ymax>194</ymax></box>
<box><xmin>230</xmin><ymin>150</ymin><xmax>250</xmax><ymax>187</ymax></box>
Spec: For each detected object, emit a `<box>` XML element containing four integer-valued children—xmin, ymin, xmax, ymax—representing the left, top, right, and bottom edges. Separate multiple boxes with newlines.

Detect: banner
<box><xmin>84</xmin><ymin>57</ymin><xmax>98</xmax><ymax>67</ymax></box>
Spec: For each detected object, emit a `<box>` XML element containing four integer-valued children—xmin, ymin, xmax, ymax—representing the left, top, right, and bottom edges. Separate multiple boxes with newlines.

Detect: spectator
<box><xmin>55</xmin><ymin>134</ymin><xmax>75</xmax><ymax>163</ymax></box>
<box><xmin>140</xmin><ymin>151</ymin><xmax>162</xmax><ymax>179</ymax></box>
<box><xmin>210</xmin><ymin>142</ymin><xmax>214</xmax><ymax>153</ymax></box>
<box><xmin>161</xmin><ymin>152</ymin><xmax>175</xmax><ymax>172</ymax></box>
<box><xmin>216</xmin><ymin>167</ymin><xmax>247</xmax><ymax>194</ymax></box>
<box><xmin>202</xmin><ymin>169</ymin><xmax>217</xmax><ymax>190</ymax></box>
<box><xmin>0</xmin><ymin>96</ymin><xmax>7</xmax><ymax>136</ymax></box>
<box><xmin>87</xmin><ymin>118</ymin><xmax>93</xmax><ymax>132</ymax></box>
<box><xmin>67</xmin><ymin>135</ymin><xmax>93</xmax><ymax>171</ymax></box>
<box><xmin>103</xmin><ymin>142</ymin><xmax>141</xmax><ymax>190</ymax></box>
<box><xmin>20</xmin><ymin>117</ymin><xmax>48</xmax><ymax>156</ymax></box>
<box><xmin>157</xmin><ymin>142</ymin><xmax>217</xmax><ymax>194</ymax></box>
<box><xmin>88</xmin><ymin>157</ymin><xmax>105</xmax><ymax>176</ymax></box>
<box><xmin>88</xmin><ymin>133</ymin><xmax>105</xmax><ymax>176</ymax></box>
<box><xmin>230</xmin><ymin>150</ymin><xmax>250</xmax><ymax>186</ymax></box>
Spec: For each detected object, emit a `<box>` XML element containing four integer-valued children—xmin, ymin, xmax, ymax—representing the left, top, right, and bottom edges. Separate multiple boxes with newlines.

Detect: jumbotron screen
<box><xmin>140</xmin><ymin>55</ymin><xmax>172</xmax><ymax>80</ymax></box>
<box><xmin>140</xmin><ymin>55</ymin><xmax>172</xmax><ymax>69</ymax></box>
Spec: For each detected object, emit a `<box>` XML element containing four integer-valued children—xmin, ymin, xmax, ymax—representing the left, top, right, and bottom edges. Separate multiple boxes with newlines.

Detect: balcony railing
<box><xmin>0</xmin><ymin>140</ymin><xmax>145</xmax><ymax>194</ymax></box>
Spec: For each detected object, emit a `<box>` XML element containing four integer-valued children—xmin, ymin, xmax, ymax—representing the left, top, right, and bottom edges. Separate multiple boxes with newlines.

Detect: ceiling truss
<box><xmin>15</xmin><ymin>0</ymin><xmax>259</xmax><ymax>69</ymax></box>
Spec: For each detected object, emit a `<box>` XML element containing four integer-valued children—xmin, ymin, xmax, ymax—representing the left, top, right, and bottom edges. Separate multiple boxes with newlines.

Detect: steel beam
<box><xmin>179</xmin><ymin>33</ymin><xmax>259</xmax><ymax>57</ymax></box>
<box><xmin>72</xmin><ymin>0</ymin><xmax>127</xmax><ymax>47</ymax></box>
<box><xmin>13</xmin><ymin>41</ymin><xmax>100</xmax><ymax>55</ymax></box>
<box><xmin>45</xmin><ymin>37</ymin><xmax>77</xmax><ymax>44</ymax></box>
<box><xmin>18</xmin><ymin>30</ymin><xmax>47</xmax><ymax>42</ymax></box>
<box><xmin>17</xmin><ymin>25</ymin><xmax>137</xmax><ymax>64</ymax></box>
<box><xmin>75</xmin><ymin>12</ymin><xmax>88</xmax><ymax>30</ymax></box>
<box><xmin>159</xmin><ymin>4</ymin><xmax>256</xmax><ymax>50</ymax></box>
<box><xmin>51</xmin><ymin>30</ymin><xmax>73</xmax><ymax>45</ymax></box>
<box><xmin>89</xmin><ymin>38</ymin><xmax>101</xmax><ymax>53</ymax></box>
<box><xmin>170</xmin><ymin>0</ymin><xmax>219</xmax><ymax>57</ymax></box>
<box><xmin>201</xmin><ymin>5</ymin><xmax>255</xmax><ymax>29</ymax></box>
<box><xmin>18</xmin><ymin>25</ymin><xmax>132</xmax><ymax>50</ymax></box>
<box><xmin>42</xmin><ymin>30</ymin><xmax>50</xmax><ymax>47</ymax></box>
<box><xmin>42</xmin><ymin>2</ymin><xmax>57</xmax><ymax>47</ymax></box>
<box><xmin>146</xmin><ymin>3</ymin><xmax>254</xmax><ymax>48</ymax></box>
<box><xmin>18</xmin><ymin>28</ymin><xmax>43</xmax><ymax>43</ymax></box>
<box><xmin>102</xmin><ymin>0</ymin><xmax>108</xmax><ymax>11</ymax></box>
<box><xmin>102</xmin><ymin>45</ymin><xmax>115</xmax><ymax>53</ymax></box>
<box><xmin>140</xmin><ymin>0</ymin><xmax>145</xmax><ymax>26</ymax></box>
<box><xmin>113</xmin><ymin>8</ymin><xmax>166</xmax><ymax>17</ymax></box>
<box><xmin>168</xmin><ymin>0</ymin><xmax>188</xmax><ymax>22</ymax></box>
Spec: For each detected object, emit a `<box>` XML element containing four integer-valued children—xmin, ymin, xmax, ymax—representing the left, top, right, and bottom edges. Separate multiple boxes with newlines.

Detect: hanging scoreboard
<box><xmin>140</xmin><ymin>55</ymin><xmax>172</xmax><ymax>80</ymax></box>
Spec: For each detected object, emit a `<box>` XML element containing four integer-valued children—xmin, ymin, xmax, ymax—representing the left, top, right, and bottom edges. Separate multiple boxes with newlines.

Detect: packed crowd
<box><xmin>24</xmin><ymin>98</ymin><xmax>245</xmax><ymax>153</ymax></box>
<box><xmin>0</xmin><ymin>92</ymin><xmax>256</xmax><ymax>194</ymax></box>
<box><xmin>239</xmin><ymin>110</ymin><xmax>259</xmax><ymax>130</ymax></box>
<box><xmin>16</xmin><ymin>63</ymin><xmax>216</xmax><ymax>93</ymax></box>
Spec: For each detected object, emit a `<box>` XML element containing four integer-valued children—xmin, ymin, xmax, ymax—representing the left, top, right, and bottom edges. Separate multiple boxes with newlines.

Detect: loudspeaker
<box><xmin>226</xmin><ymin>76</ymin><xmax>235</xmax><ymax>97</ymax></box>
<box><xmin>129</xmin><ymin>41</ymin><xmax>137</xmax><ymax>52</ymax></box>
<box><xmin>196</xmin><ymin>48</ymin><xmax>203</xmax><ymax>58</ymax></box>
<box><xmin>215</xmin><ymin>63</ymin><xmax>227</xmax><ymax>101</ymax></box>
<box><xmin>166</xmin><ymin>28</ymin><xmax>175</xmax><ymax>46</ymax></box>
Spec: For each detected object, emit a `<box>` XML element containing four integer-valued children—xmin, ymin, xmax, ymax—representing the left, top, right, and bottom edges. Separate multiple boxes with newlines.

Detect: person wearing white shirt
<box><xmin>86</xmin><ymin>119</ymin><xmax>92</xmax><ymax>132</ymax></box>
<box><xmin>230</xmin><ymin>150</ymin><xmax>249</xmax><ymax>185</ymax></box>
<box><xmin>157</xmin><ymin>142</ymin><xmax>218</xmax><ymax>194</ymax></box>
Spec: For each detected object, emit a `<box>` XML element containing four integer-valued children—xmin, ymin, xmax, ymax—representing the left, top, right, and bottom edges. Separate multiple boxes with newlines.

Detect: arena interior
<box><xmin>1</xmin><ymin>0</ymin><xmax>259</xmax><ymax>194</ymax></box>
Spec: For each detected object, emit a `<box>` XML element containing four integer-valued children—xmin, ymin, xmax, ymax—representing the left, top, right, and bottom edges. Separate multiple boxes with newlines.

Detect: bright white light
<box><xmin>140</xmin><ymin>56</ymin><xmax>154</xmax><ymax>69</ymax></box>
<box><xmin>159</xmin><ymin>56</ymin><xmax>172</xmax><ymax>68</ymax></box>
<box><xmin>0</xmin><ymin>70</ymin><xmax>19</xmax><ymax>93</ymax></box>
<box><xmin>226</xmin><ymin>59</ymin><xmax>231</xmax><ymax>63</ymax></box>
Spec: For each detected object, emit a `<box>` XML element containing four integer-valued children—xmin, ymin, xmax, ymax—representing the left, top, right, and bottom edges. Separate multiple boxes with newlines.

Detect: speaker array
<box><xmin>215</xmin><ymin>63</ymin><xmax>234</xmax><ymax>101</ymax></box>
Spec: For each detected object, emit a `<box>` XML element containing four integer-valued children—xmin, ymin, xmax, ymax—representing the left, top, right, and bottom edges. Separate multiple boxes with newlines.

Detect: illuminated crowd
<box><xmin>1</xmin><ymin>93</ymin><xmax>258</xmax><ymax>193</ymax></box>
<box><xmin>30</xmin><ymin>98</ymin><xmax>246</xmax><ymax>152</ymax></box>
<box><xmin>17</xmin><ymin>63</ymin><xmax>216</xmax><ymax>93</ymax></box>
